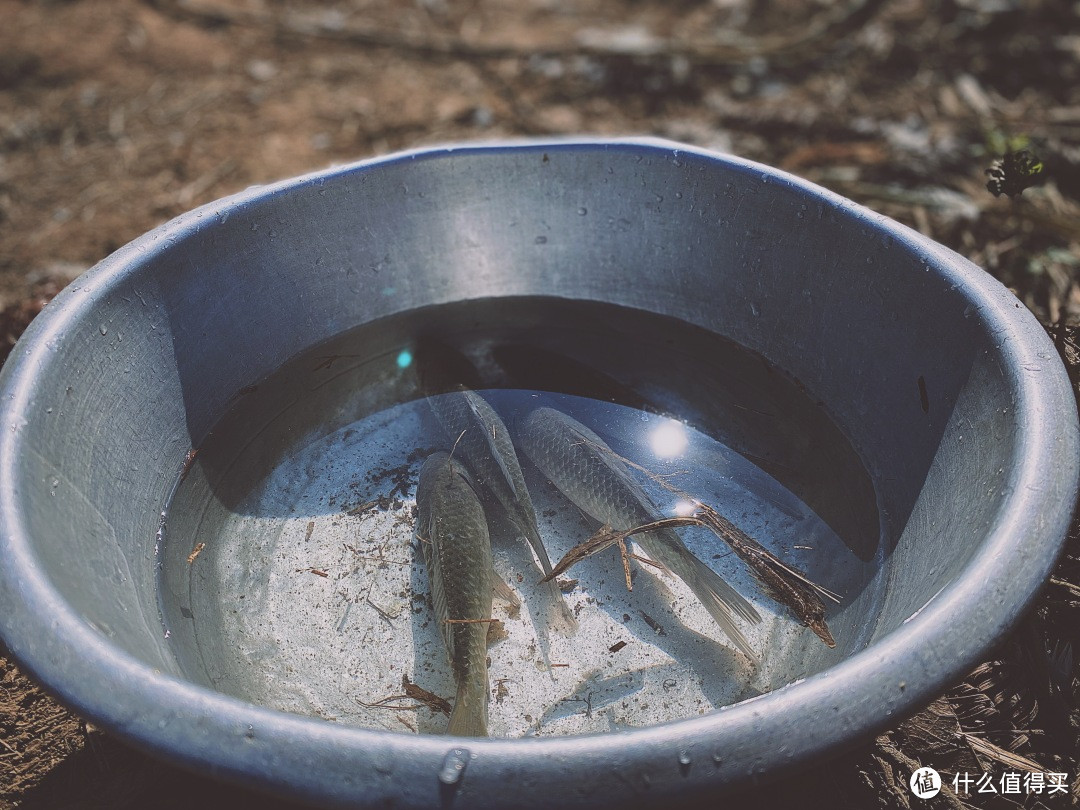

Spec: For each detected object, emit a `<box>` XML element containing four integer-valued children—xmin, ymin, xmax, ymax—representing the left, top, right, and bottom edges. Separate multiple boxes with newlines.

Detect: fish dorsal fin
<box><xmin>463</xmin><ymin>390</ymin><xmax>520</xmax><ymax>499</ymax></box>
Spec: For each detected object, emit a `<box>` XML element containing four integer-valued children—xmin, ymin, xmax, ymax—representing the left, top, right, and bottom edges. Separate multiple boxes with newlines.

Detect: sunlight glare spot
<box><xmin>673</xmin><ymin>499</ymin><xmax>697</xmax><ymax>517</ymax></box>
<box><xmin>649</xmin><ymin>419</ymin><xmax>688</xmax><ymax>459</ymax></box>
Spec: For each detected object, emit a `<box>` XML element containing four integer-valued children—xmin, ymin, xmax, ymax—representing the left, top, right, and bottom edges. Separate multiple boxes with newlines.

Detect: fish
<box><xmin>518</xmin><ymin>407</ymin><xmax>761</xmax><ymax>661</ymax></box>
<box><xmin>414</xmin><ymin>353</ymin><xmax>578</xmax><ymax>636</ymax></box>
<box><xmin>415</xmin><ymin>452</ymin><xmax>495</xmax><ymax>737</ymax></box>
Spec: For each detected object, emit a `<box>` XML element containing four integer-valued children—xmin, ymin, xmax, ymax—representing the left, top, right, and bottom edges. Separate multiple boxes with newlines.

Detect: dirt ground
<box><xmin>1</xmin><ymin>0</ymin><xmax>1079</xmax><ymax>807</ymax></box>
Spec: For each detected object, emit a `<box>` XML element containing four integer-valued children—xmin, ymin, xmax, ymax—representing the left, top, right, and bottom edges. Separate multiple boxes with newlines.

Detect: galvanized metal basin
<box><xmin>0</xmin><ymin>139</ymin><xmax>1076</xmax><ymax>807</ymax></box>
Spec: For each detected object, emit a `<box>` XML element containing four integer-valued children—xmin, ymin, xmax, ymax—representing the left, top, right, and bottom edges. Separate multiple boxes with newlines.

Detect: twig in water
<box><xmin>541</xmin><ymin>517</ymin><xmax>697</xmax><ymax>587</ymax></box>
<box><xmin>448</xmin><ymin>429</ymin><xmax>467</xmax><ymax>461</ymax></box>
<box><xmin>695</xmin><ymin>503</ymin><xmax>839</xmax><ymax>647</ymax></box>
<box><xmin>179</xmin><ymin>447</ymin><xmax>199</xmax><ymax>482</ymax></box>
<box><xmin>569</xmin><ymin>433</ymin><xmax>841</xmax><ymax>648</ymax></box>
<box><xmin>367</xmin><ymin>597</ymin><xmax>397</xmax><ymax>622</ymax></box>
<box><xmin>639</xmin><ymin>610</ymin><xmax>667</xmax><ymax>636</ymax></box>
<box><xmin>402</xmin><ymin>675</ymin><xmax>452</xmax><ymax>716</ymax></box>
<box><xmin>355</xmin><ymin>695</ymin><xmax>418</xmax><ymax>711</ymax></box>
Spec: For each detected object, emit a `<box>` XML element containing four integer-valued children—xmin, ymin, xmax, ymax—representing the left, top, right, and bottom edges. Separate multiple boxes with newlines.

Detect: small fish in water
<box><xmin>416</xmin><ymin>341</ymin><xmax>578</xmax><ymax>634</ymax></box>
<box><xmin>518</xmin><ymin>407</ymin><xmax>761</xmax><ymax>662</ymax></box>
<box><xmin>416</xmin><ymin>452</ymin><xmax>495</xmax><ymax>737</ymax></box>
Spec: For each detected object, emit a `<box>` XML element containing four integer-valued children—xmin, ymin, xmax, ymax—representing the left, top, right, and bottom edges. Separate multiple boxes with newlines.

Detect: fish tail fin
<box><xmin>520</xmin><ymin>524</ymin><xmax>578</xmax><ymax>635</ymax></box>
<box><xmin>543</xmin><ymin>579</ymin><xmax>579</xmax><ymax>635</ymax></box>
<box><xmin>447</xmin><ymin>667</ymin><xmax>489</xmax><ymax>738</ymax></box>
<box><xmin>685</xmin><ymin>556</ymin><xmax>762</xmax><ymax>664</ymax></box>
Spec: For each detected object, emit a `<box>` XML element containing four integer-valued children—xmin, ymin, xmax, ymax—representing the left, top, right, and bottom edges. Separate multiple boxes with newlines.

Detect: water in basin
<box><xmin>158</xmin><ymin>297</ymin><xmax>884</xmax><ymax>736</ymax></box>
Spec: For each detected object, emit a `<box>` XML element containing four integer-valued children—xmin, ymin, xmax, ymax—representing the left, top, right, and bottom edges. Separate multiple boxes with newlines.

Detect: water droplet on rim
<box><xmin>438</xmin><ymin>748</ymin><xmax>469</xmax><ymax>786</ymax></box>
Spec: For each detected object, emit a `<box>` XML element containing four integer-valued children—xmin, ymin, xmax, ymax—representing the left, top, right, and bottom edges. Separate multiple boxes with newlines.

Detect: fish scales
<box><xmin>416</xmin><ymin>452</ymin><xmax>494</xmax><ymax>737</ymax></box>
<box><xmin>519</xmin><ymin>407</ymin><xmax>761</xmax><ymax>662</ymax></box>
<box><xmin>426</xmin><ymin>388</ymin><xmax>578</xmax><ymax>634</ymax></box>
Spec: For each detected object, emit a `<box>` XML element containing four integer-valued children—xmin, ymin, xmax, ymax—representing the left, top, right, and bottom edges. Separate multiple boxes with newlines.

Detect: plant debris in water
<box><xmin>547</xmin><ymin>508</ymin><xmax>839</xmax><ymax>648</ymax></box>
<box><xmin>542</xmin><ymin>430</ymin><xmax>840</xmax><ymax>648</ymax></box>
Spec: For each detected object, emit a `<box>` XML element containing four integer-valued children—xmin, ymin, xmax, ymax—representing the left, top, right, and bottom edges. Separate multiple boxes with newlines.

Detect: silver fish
<box><xmin>416</xmin><ymin>452</ymin><xmax>494</xmax><ymax>737</ymax></box>
<box><xmin>518</xmin><ymin>407</ymin><xmax>761</xmax><ymax>661</ymax></box>
<box><xmin>425</xmin><ymin>387</ymin><xmax>578</xmax><ymax>634</ymax></box>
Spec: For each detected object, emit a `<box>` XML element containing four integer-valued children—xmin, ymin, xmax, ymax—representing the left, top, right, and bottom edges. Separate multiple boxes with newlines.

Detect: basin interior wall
<box><xmin>10</xmin><ymin>144</ymin><xmax>1019</xmax><ymax>705</ymax></box>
